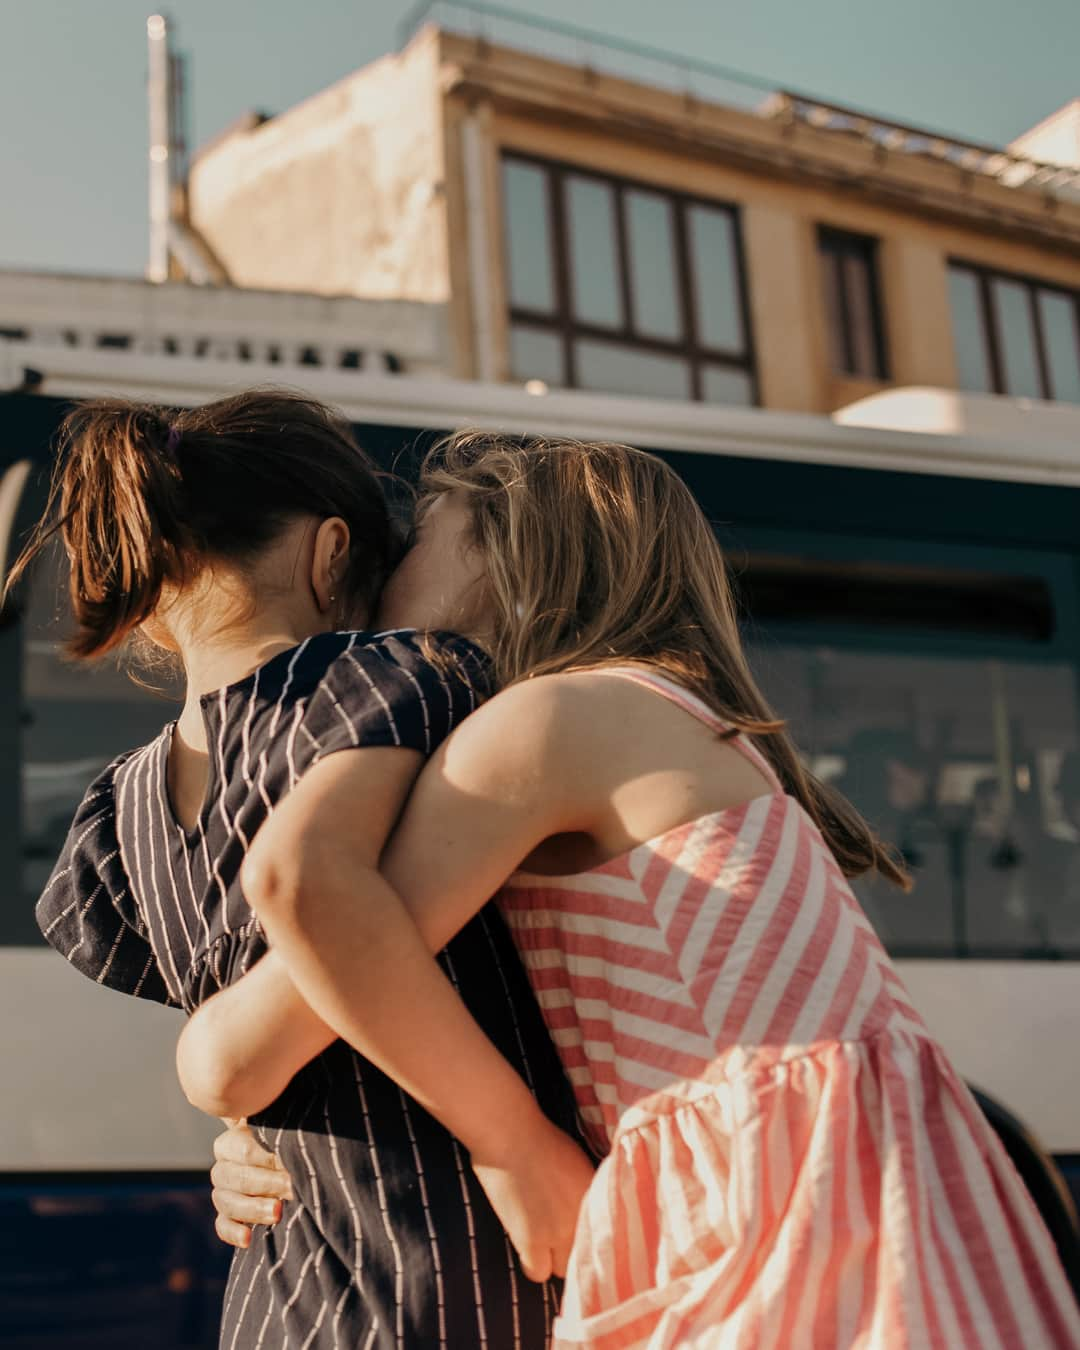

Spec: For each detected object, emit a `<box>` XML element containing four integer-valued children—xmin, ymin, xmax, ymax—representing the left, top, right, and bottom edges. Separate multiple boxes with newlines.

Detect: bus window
<box><xmin>738</xmin><ymin>552</ymin><xmax>1080</xmax><ymax>960</ymax></box>
<box><xmin>14</xmin><ymin>541</ymin><xmax>180</xmax><ymax>945</ymax></box>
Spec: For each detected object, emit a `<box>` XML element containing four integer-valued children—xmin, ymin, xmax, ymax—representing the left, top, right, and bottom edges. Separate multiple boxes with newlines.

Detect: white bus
<box><xmin>2</xmin><ymin>345</ymin><xmax>1078</xmax><ymax>1345</ymax></box>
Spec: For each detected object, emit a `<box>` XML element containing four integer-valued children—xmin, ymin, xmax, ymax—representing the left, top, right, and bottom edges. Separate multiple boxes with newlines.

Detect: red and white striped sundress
<box><xmin>498</xmin><ymin>667</ymin><xmax>1080</xmax><ymax>1349</ymax></box>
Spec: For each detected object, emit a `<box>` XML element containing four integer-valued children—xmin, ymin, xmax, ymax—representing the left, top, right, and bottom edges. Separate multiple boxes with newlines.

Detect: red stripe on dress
<box><xmin>573</xmin><ymin>1017</ymin><xmax>708</xmax><ymax>1082</ymax></box>
<box><xmin>880</xmin><ymin>1054</ymin><xmax>957</xmax><ymax>1348</ymax></box>
<box><xmin>931</xmin><ymin>1056</ymin><xmax>1080</xmax><ymax>1347</ymax></box>
<box><xmin>813</xmin><ymin>1050</ymin><xmax>854</xmax><ymax>1345</ymax></box>
<box><xmin>549</xmin><ymin>973</ymin><xmax>712</xmax><ymax>1039</ymax></box>
<box><xmin>762</xmin><ymin>872</ymin><xmax>842</xmax><ymax>1045</ymax></box>
<box><xmin>815</xmin><ymin>906</ymin><xmax>875</xmax><ymax>1041</ymax></box>
<box><xmin>682</xmin><ymin>796</ymin><xmax>794</xmax><ymax>1019</ymax></box>
<box><xmin>518</xmin><ymin>928</ymin><xmax>686</xmax><ymax>984</ymax></box>
<box><xmin>635</xmin><ymin>837</ymin><xmax>683</xmax><ymax>911</ymax></box>
<box><xmin>851</xmin><ymin>1054</ymin><xmax>882</xmax><ymax>1340</ymax></box>
<box><xmin>717</xmin><ymin>817</ymin><xmax>813</xmax><ymax>1044</ymax></box>
<box><xmin>767</xmin><ymin>1054</ymin><xmax>825</xmax><ymax>1349</ymax></box>
<box><xmin>922</xmin><ymin>1127</ymin><xmax>985</xmax><ymax>1349</ymax></box>
<box><xmin>506</xmin><ymin>884</ymin><xmax>664</xmax><ymax>929</ymax></box>
<box><xmin>661</xmin><ymin>811</ymin><xmax>752</xmax><ymax>964</ymax></box>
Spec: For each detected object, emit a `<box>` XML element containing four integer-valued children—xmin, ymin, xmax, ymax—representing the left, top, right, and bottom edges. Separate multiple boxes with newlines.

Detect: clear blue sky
<box><xmin>2</xmin><ymin>0</ymin><xmax>1077</xmax><ymax>279</ymax></box>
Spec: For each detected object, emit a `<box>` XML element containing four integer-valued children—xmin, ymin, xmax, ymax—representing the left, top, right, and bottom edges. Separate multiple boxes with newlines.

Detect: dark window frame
<box><xmin>722</xmin><ymin>524</ymin><xmax>1080</xmax><ymax>664</ymax></box>
<box><xmin>501</xmin><ymin>151</ymin><xmax>758</xmax><ymax>403</ymax></box>
<box><xmin>817</xmin><ymin>227</ymin><xmax>889</xmax><ymax>380</ymax></box>
<box><xmin>949</xmin><ymin>259</ymin><xmax>1080</xmax><ymax>403</ymax></box>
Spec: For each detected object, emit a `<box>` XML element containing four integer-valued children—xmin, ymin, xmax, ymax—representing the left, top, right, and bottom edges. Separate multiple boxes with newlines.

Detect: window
<box><xmin>948</xmin><ymin>262</ymin><xmax>1080</xmax><ymax>404</ymax></box>
<box><xmin>13</xmin><ymin>538</ymin><xmax>180</xmax><ymax>944</ymax></box>
<box><xmin>818</xmin><ymin>229</ymin><xmax>888</xmax><ymax>380</ymax></box>
<box><xmin>730</xmin><ymin>537</ymin><xmax>1080</xmax><ymax>960</ymax></box>
<box><xmin>501</xmin><ymin>155</ymin><xmax>755</xmax><ymax>404</ymax></box>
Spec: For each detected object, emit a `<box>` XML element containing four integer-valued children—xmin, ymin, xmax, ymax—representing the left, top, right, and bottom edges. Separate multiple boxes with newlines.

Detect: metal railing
<box><xmin>399</xmin><ymin>0</ymin><xmax>1080</xmax><ymax>203</ymax></box>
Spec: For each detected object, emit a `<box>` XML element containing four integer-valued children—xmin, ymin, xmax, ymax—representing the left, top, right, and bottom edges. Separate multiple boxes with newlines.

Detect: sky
<box><xmin>1</xmin><ymin>0</ymin><xmax>1077</xmax><ymax>279</ymax></box>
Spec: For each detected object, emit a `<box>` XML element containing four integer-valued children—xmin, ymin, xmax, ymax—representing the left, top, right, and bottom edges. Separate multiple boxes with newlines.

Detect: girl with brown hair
<box><xmin>199</xmin><ymin>432</ymin><xmax>1080</xmax><ymax>1348</ymax></box>
<box><xmin>16</xmin><ymin>398</ymin><xmax>592</xmax><ymax>1350</ymax></box>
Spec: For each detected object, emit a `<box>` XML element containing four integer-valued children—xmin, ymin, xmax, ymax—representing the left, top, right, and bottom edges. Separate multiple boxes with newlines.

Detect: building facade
<box><xmin>182</xmin><ymin>17</ymin><xmax>1080</xmax><ymax>414</ymax></box>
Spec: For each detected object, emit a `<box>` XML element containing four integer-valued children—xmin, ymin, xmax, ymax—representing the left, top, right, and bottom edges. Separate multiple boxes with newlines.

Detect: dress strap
<box><xmin>585</xmin><ymin>665</ymin><xmax>783</xmax><ymax>791</ymax></box>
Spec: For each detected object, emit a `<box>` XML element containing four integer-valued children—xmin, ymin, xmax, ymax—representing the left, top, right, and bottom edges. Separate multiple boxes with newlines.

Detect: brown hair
<box><xmin>420</xmin><ymin>431</ymin><xmax>910</xmax><ymax>890</ymax></box>
<box><xmin>7</xmin><ymin>390</ymin><xmax>396</xmax><ymax>659</ymax></box>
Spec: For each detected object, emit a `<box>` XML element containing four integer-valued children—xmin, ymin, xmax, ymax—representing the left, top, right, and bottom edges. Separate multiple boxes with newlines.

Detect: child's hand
<box><xmin>210</xmin><ymin>1120</ymin><xmax>294</xmax><ymax>1248</ymax></box>
<box><xmin>471</xmin><ymin>1119</ymin><xmax>595</xmax><ymax>1282</ymax></box>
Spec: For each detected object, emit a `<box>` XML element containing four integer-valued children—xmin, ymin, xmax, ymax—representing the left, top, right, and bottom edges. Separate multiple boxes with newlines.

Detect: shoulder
<box><xmin>64</xmin><ymin>747</ymin><xmax>143</xmax><ymax>840</ymax></box>
<box><xmin>36</xmin><ymin>744</ymin><xmax>177</xmax><ymax>1005</ymax></box>
<box><xmin>436</xmin><ymin>670</ymin><xmax>613</xmax><ymax>779</ymax></box>
<box><xmin>303</xmin><ymin>629</ymin><xmax>491</xmax><ymax>759</ymax></box>
<box><xmin>350</xmin><ymin>628</ymin><xmax>489</xmax><ymax>691</ymax></box>
<box><xmin>41</xmin><ymin>744</ymin><xmax>149</xmax><ymax>909</ymax></box>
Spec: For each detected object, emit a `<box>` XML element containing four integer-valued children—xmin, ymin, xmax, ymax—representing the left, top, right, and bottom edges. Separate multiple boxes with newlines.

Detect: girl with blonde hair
<box><xmin>193</xmin><ymin>433</ymin><xmax>1079</xmax><ymax>1347</ymax></box>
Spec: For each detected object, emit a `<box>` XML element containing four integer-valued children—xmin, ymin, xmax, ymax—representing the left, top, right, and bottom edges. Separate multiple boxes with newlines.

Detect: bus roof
<box><xmin>4</xmin><ymin>338</ymin><xmax>1080</xmax><ymax>488</ymax></box>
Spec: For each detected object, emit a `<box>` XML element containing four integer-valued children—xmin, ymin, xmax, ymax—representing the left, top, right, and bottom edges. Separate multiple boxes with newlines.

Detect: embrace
<box><xmin>23</xmin><ymin>391</ymin><xmax>1080</xmax><ymax>1348</ymax></box>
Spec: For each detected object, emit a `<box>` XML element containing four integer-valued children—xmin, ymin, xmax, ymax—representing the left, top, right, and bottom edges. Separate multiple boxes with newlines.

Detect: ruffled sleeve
<box><xmin>35</xmin><ymin>754</ymin><xmax>179</xmax><ymax>1007</ymax></box>
<box><xmin>301</xmin><ymin>630</ymin><xmax>491</xmax><ymax>762</ymax></box>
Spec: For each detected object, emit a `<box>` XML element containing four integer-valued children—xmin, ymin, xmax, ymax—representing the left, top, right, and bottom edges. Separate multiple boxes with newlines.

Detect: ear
<box><xmin>140</xmin><ymin>582</ymin><xmax>182</xmax><ymax>653</ymax></box>
<box><xmin>139</xmin><ymin>612</ymin><xmax>181</xmax><ymax>653</ymax></box>
<box><xmin>310</xmin><ymin>517</ymin><xmax>351</xmax><ymax>618</ymax></box>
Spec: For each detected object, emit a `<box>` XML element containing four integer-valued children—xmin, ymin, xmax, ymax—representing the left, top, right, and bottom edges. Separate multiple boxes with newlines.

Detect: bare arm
<box><xmin>176</xmin><ymin>950</ymin><xmax>333</xmax><ymax>1119</ymax></box>
<box><xmin>240</xmin><ymin>689</ymin><xmax>589</xmax><ymax>1157</ymax></box>
<box><xmin>175</xmin><ymin>747</ymin><xmax>424</xmax><ymax>1120</ymax></box>
<box><xmin>243</xmin><ymin>677</ymin><xmax>601</xmax><ymax>1277</ymax></box>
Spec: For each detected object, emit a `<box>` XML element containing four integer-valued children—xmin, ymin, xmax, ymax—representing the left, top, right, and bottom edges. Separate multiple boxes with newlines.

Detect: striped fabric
<box><xmin>499</xmin><ymin>667</ymin><xmax>1080</xmax><ymax>1349</ymax></box>
<box><xmin>37</xmin><ymin>630</ymin><xmax>582</xmax><ymax>1350</ymax></box>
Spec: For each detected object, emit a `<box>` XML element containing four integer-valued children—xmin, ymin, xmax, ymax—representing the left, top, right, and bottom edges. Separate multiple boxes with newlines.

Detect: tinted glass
<box><xmin>701</xmin><ymin>364</ymin><xmax>755</xmax><ymax>406</ymax></box>
<box><xmin>502</xmin><ymin>160</ymin><xmax>556</xmax><ymax>313</ymax></box>
<box><xmin>821</xmin><ymin>249</ymin><xmax>848</xmax><ymax>374</ymax></box>
<box><xmin>509</xmin><ymin>325</ymin><xmax>565</xmax><ymax>386</ymax></box>
<box><xmin>18</xmin><ymin>541</ymin><xmax>180</xmax><ymax>941</ymax></box>
<box><xmin>742</xmin><ymin>551</ymin><xmax>1079</xmax><ymax>958</ymax></box>
<box><xmin>842</xmin><ymin>252</ymin><xmax>880</xmax><ymax>378</ymax></box>
<box><xmin>574</xmin><ymin>339</ymin><xmax>692</xmax><ymax>400</ymax></box>
<box><xmin>1038</xmin><ymin>289</ymin><xmax>1080</xmax><ymax>404</ymax></box>
<box><xmin>687</xmin><ymin>205</ymin><xmax>745</xmax><ymax>352</ymax></box>
<box><xmin>625</xmin><ymin>190</ymin><xmax>681</xmax><ymax>340</ymax></box>
<box><xmin>992</xmin><ymin>278</ymin><xmax>1043</xmax><ymax>399</ymax></box>
<box><xmin>566</xmin><ymin>176</ymin><xmax>622</xmax><ymax>328</ymax></box>
<box><xmin>948</xmin><ymin>268</ymin><xmax>994</xmax><ymax>394</ymax></box>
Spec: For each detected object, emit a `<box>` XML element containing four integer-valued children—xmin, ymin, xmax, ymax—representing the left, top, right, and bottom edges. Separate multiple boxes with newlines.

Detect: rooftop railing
<box><xmin>400</xmin><ymin>0</ymin><xmax>1080</xmax><ymax>203</ymax></box>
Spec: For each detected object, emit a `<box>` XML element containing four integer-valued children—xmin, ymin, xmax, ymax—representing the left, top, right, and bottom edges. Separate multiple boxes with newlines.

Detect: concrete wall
<box><xmin>188</xmin><ymin>29</ymin><xmax>449</xmax><ymax>307</ymax></box>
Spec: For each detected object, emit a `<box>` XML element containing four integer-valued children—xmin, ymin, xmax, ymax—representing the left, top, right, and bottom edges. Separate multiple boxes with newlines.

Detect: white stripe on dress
<box><xmin>398</xmin><ymin>1086</ymin><xmax>449</xmax><ymax>1350</ymax></box>
<box><xmin>352</xmin><ymin>1056</ymin><xmax>406</xmax><ymax>1350</ymax></box>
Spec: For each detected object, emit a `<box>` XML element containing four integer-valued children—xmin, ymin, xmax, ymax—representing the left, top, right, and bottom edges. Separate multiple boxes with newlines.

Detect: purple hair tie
<box><xmin>166</xmin><ymin>426</ymin><xmax>181</xmax><ymax>452</ymax></box>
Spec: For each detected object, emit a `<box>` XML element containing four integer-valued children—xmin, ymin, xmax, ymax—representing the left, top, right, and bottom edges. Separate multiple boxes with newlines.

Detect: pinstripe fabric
<box><xmin>37</xmin><ymin>630</ymin><xmax>578</xmax><ymax>1349</ymax></box>
<box><xmin>499</xmin><ymin>668</ymin><xmax>1080</xmax><ymax>1350</ymax></box>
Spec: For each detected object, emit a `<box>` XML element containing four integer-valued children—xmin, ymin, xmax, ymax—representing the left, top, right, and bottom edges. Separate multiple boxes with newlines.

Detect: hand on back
<box><xmin>209</xmin><ymin>1121</ymin><xmax>293</xmax><ymax>1248</ymax></box>
<box><xmin>207</xmin><ymin>1113</ymin><xmax>594</xmax><ymax>1282</ymax></box>
<box><xmin>470</xmin><ymin>1117</ymin><xmax>596</xmax><ymax>1282</ymax></box>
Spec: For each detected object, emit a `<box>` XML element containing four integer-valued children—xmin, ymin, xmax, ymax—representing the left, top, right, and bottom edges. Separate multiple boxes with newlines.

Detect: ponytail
<box><xmin>7</xmin><ymin>391</ymin><xmax>396</xmax><ymax>660</ymax></box>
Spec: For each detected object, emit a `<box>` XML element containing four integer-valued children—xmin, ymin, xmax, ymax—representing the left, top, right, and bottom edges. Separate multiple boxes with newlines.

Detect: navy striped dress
<box><xmin>36</xmin><ymin>630</ymin><xmax>584</xmax><ymax>1349</ymax></box>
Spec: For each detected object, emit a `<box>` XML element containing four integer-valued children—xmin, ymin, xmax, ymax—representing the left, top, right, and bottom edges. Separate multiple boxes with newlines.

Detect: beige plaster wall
<box><xmin>188</xmin><ymin>30</ymin><xmax>450</xmax><ymax>305</ymax></box>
